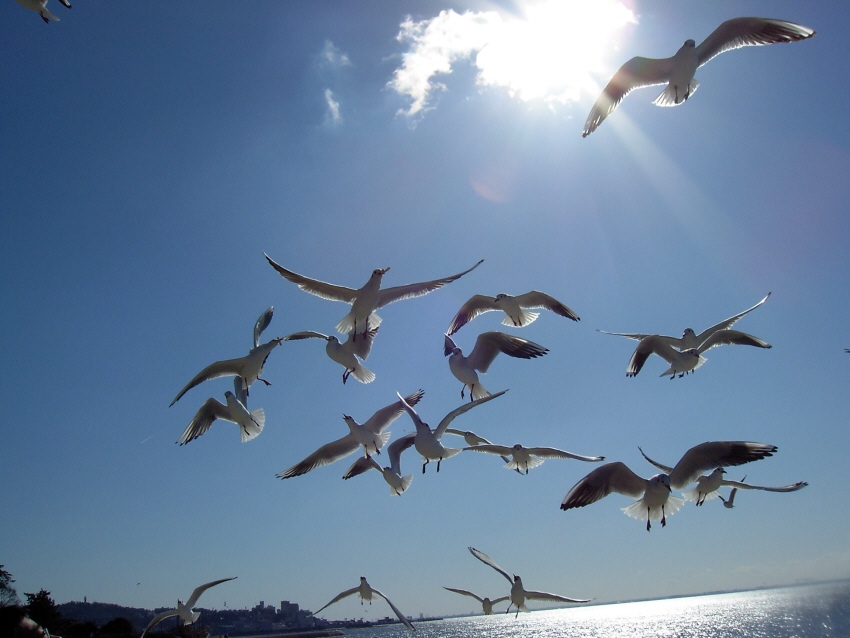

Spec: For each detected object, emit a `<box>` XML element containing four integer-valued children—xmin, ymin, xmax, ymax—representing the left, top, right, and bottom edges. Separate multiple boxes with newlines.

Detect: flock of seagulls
<box><xmin>142</xmin><ymin>13</ymin><xmax>817</xmax><ymax>634</ymax></box>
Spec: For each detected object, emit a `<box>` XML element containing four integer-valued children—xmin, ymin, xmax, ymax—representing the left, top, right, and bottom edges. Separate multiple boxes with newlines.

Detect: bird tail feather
<box><xmin>501</xmin><ymin>310</ymin><xmax>539</xmax><ymax>328</ymax></box>
<box><xmin>653</xmin><ymin>80</ymin><xmax>699</xmax><ymax>107</ymax></box>
<box><xmin>352</xmin><ymin>364</ymin><xmax>376</xmax><ymax>384</ymax></box>
<box><xmin>241</xmin><ymin>409</ymin><xmax>265</xmax><ymax>442</ymax></box>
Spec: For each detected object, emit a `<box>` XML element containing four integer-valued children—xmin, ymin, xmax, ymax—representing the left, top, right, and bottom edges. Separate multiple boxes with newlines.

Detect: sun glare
<box><xmin>476</xmin><ymin>0</ymin><xmax>636</xmax><ymax>105</ymax></box>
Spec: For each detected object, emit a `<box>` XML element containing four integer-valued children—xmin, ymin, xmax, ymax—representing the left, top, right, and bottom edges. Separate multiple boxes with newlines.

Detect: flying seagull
<box><xmin>170</xmin><ymin>307</ymin><xmax>281</xmax><ymax>406</ymax></box>
<box><xmin>582</xmin><ymin>18</ymin><xmax>815</xmax><ymax>136</ymax></box>
<box><xmin>468</xmin><ymin>547</ymin><xmax>589</xmax><ymax>617</ymax></box>
<box><xmin>14</xmin><ymin>0</ymin><xmax>71</xmax><ymax>23</ymax></box>
<box><xmin>463</xmin><ymin>442</ymin><xmax>604</xmax><ymax>474</ymax></box>
<box><xmin>177</xmin><ymin>381</ymin><xmax>265</xmax><ymax>445</ymax></box>
<box><xmin>265</xmin><ymin>253</ymin><xmax>483</xmax><ymax>338</ymax></box>
<box><xmin>277</xmin><ymin>391</ymin><xmax>424</xmax><ymax>479</ymax></box>
<box><xmin>561</xmin><ymin>441</ymin><xmax>778</xmax><ymax>530</ymax></box>
<box><xmin>638</xmin><ymin>447</ymin><xmax>807</xmax><ymax>506</ymax></box>
<box><xmin>342</xmin><ymin>434</ymin><xmax>418</xmax><ymax>496</ymax></box>
<box><xmin>446</xmin><ymin>291</ymin><xmax>579</xmax><ymax>336</ymax></box>
<box><xmin>598</xmin><ymin>293</ymin><xmax>771</xmax><ymax>351</ymax></box>
<box><xmin>283</xmin><ymin>328</ymin><xmax>377</xmax><ymax>384</ymax></box>
<box><xmin>444</xmin><ymin>428</ymin><xmax>519</xmax><ymax>474</ymax></box>
<box><xmin>313</xmin><ymin>577</ymin><xmax>415</xmax><ymax>631</ymax></box>
<box><xmin>624</xmin><ymin>329</ymin><xmax>771</xmax><ymax>378</ymax></box>
<box><xmin>398</xmin><ymin>390</ymin><xmax>507</xmax><ymax>473</ymax></box>
<box><xmin>443</xmin><ymin>587</ymin><xmax>509</xmax><ymax>615</ymax></box>
<box><xmin>444</xmin><ymin>332</ymin><xmax>548</xmax><ymax>401</ymax></box>
<box><xmin>718</xmin><ymin>477</ymin><xmax>745</xmax><ymax>509</ymax></box>
<box><xmin>141</xmin><ymin>577</ymin><xmax>236</xmax><ymax>638</ymax></box>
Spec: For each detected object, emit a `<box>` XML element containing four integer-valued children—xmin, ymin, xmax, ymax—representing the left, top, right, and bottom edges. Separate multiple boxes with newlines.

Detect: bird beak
<box><xmin>378</xmin><ymin>267</ymin><xmax>390</xmax><ymax>275</ymax></box>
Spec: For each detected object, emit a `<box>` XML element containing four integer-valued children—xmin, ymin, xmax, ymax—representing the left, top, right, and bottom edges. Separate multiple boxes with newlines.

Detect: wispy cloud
<box><xmin>324</xmin><ymin>88</ymin><xmax>342</xmax><ymax>124</ymax></box>
<box><xmin>320</xmin><ymin>40</ymin><xmax>352</xmax><ymax>69</ymax></box>
<box><xmin>388</xmin><ymin>1</ymin><xmax>635</xmax><ymax>118</ymax></box>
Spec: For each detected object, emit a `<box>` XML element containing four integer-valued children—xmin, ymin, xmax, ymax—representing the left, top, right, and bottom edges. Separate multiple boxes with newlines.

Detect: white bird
<box><xmin>442</xmin><ymin>587</ymin><xmax>509</xmax><ymax>615</ymax></box>
<box><xmin>342</xmin><ymin>434</ymin><xmax>418</xmax><ymax>495</ymax></box>
<box><xmin>265</xmin><ymin>253</ymin><xmax>483</xmax><ymax>338</ymax></box>
<box><xmin>599</xmin><ymin>293</ymin><xmax>771</xmax><ymax>351</ymax></box>
<box><xmin>14</xmin><ymin>0</ymin><xmax>70</xmax><ymax>23</ymax></box>
<box><xmin>444</xmin><ymin>332</ymin><xmax>548</xmax><ymax>401</ymax></box>
<box><xmin>463</xmin><ymin>442</ymin><xmax>605</xmax><ymax>474</ymax></box>
<box><xmin>141</xmin><ymin>577</ymin><xmax>236</xmax><ymax>638</ymax></box>
<box><xmin>446</xmin><ymin>291</ymin><xmax>579</xmax><ymax>335</ymax></box>
<box><xmin>625</xmin><ymin>329</ymin><xmax>771</xmax><ymax>378</ymax></box>
<box><xmin>277</xmin><ymin>391</ymin><xmax>424</xmax><ymax>479</ymax></box>
<box><xmin>561</xmin><ymin>441</ymin><xmax>778</xmax><ymax>530</ymax></box>
<box><xmin>177</xmin><ymin>382</ymin><xmax>265</xmax><ymax>445</ymax></box>
<box><xmin>638</xmin><ymin>448</ymin><xmax>807</xmax><ymax>506</ymax></box>
<box><xmin>444</xmin><ymin>428</ymin><xmax>519</xmax><ymax>473</ymax></box>
<box><xmin>582</xmin><ymin>18</ymin><xmax>815</xmax><ymax>136</ymax></box>
<box><xmin>283</xmin><ymin>328</ymin><xmax>377</xmax><ymax>384</ymax></box>
<box><xmin>398</xmin><ymin>390</ymin><xmax>507</xmax><ymax>473</ymax></box>
<box><xmin>718</xmin><ymin>477</ymin><xmax>745</xmax><ymax>509</ymax></box>
<box><xmin>170</xmin><ymin>307</ymin><xmax>281</xmax><ymax>406</ymax></box>
<box><xmin>468</xmin><ymin>547</ymin><xmax>589</xmax><ymax>617</ymax></box>
<box><xmin>313</xmin><ymin>576</ymin><xmax>415</xmax><ymax>631</ymax></box>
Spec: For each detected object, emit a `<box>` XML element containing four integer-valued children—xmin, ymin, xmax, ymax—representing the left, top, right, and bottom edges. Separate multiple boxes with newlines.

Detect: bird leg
<box><xmin>661</xmin><ymin>505</ymin><xmax>667</xmax><ymax>527</ymax></box>
<box><xmin>460</xmin><ymin>386</ymin><xmax>465</xmax><ymax>399</ymax></box>
<box><xmin>422</xmin><ymin>459</ymin><xmax>429</xmax><ymax>474</ymax></box>
<box><xmin>258</xmin><ymin>376</ymin><xmax>272</xmax><ymax>386</ymax></box>
<box><xmin>646</xmin><ymin>511</ymin><xmax>651</xmax><ymax>532</ymax></box>
<box><xmin>437</xmin><ymin>458</ymin><xmax>442</xmax><ymax>472</ymax></box>
<box><xmin>342</xmin><ymin>369</ymin><xmax>351</xmax><ymax>384</ymax></box>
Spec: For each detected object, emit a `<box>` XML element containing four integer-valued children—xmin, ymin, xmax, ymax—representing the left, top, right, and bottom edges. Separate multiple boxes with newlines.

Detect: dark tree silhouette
<box><xmin>24</xmin><ymin>590</ymin><xmax>62</xmax><ymax>634</ymax></box>
<box><xmin>0</xmin><ymin>565</ymin><xmax>19</xmax><ymax>607</ymax></box>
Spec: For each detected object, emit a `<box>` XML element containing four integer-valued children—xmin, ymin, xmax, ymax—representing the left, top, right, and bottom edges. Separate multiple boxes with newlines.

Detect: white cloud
<box><xmin>321</xmin><ymin>40</ymin><xmax>352</xmax><ymax>68</ymax></box>
<box><xmin>324</xmin><ymin>88</ymin><xmax>342</xmax><ymax>124</ymax></box>
<box><xmin>389</xmin><ymin>1</ymin><xmax>635</xmax><ymax>118</ymax></box>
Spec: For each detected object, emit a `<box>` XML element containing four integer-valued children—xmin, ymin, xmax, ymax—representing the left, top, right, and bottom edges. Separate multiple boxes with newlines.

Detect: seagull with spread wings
<box><xmin>582</xmin><ymin>18</ymin><xmax>814</xmax><ymax>136</ymax></box>
<box><xmin>561</xmin><ymin>441</ymin><xmax>779</xmax><ymax>530</ymax></box>
<box><xmin>446</xmin><ymin>291</ymin><xmax>579</xmax><ymax>335</ymax></box>
<box><xmin>342</xmin><ymin>434</ymin><xmax>418</xmax><ymax>495</ymax></box>
<box><xmin>463</xmin><ymin>442</ymin><xmax>604</xmax><ymax>474</ymax></box>
<box><xmin>265</xmin><ymin>253</ymin><xmax>482</xmax><ymax>338</ymax></box>
<box><xmin>313</xmin><ymin>577</ymin><xmax>415</xmax><ymax>631</ymax></box>
<box><xmin>177</xmin><ymin>379</ymin><xmax>265</xmax><ymax>445</ymax></box>
<box><xmin>141</xmin><ymin>577</ymin><xmax>236</xmax><ymax>638</ymax></box>
<box><xmin>283</xmin><ymin>327</ymin><xmax>378</xmax><ymax>384</ymax></box>
<box><xmin>443</xmin><ymin>587</ymin><xmax>509</xmax><ymax>615</ymax></box>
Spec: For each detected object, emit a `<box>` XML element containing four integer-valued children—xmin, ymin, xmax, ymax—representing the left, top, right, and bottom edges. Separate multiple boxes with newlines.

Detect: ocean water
<box><xmin>342</xmin><ymin>581</ymin><xmax>850</xmax><ymax>638</ymax></box>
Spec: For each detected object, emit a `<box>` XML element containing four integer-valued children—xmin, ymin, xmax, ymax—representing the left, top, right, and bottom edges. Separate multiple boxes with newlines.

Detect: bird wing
<box><xmin>443</xmin><ymin>333</ymin><xmax>459</xmax><ymax>356</ymax></box>
<box><xmin>443</xmin><ymin>587</ymin><xmax>484</xmax><ymax>603</ymax></box>
<box><xmin>377</xmin><ymin>259</ymin><xmax>484</xmax><ymax>308</ymax></box>
<box><xmin>696</xmin><ymin>18</ymin><xmax>814</xmax><ymax>67</ymax></box>
<box><xmin>668</xmin><ymin>441</ymin><xmax>777</xmax><ymax>490</ymax></box>
<box><xmin>597</xmin><ymin>329</ymin><xmax>682</xmax><ymax>348</ymax></box>
<box><xmin>445</xmin><ymin>428</ymin><xmax>492</xmax><ymax>445</ymax></box>
<box><xmin>370</xmin><ymin>588</ymin><xmax>416</xmax><ymax>631</ymax></box>
<box><xmin>637</xmin><ymin>446</ymin><xmax>674</xmax><ymax>474</ymax></box>
<box><xmin>397</xmin><ymin>392</ymin><xmax>428</xmax><ymax>433</ymax></box>
<box><xmin>513</xmin><ymin>291</ymin><xmax>580</xmax><ymax>321</ymax></box>
<box><xmin>362</xmin><ymin>390</ymin><xmax>425</xmax><ymax>433</ymax></box>
<box><xmin>386</xmin><ymin>434</ymin><xmax>417</xmax><ymax>475</ymax></box>
<box><xmin>264</xmin><ymin>253</ymin><xmax>358</xmax><ymax>302</ymax></box>
<box><xmin>467</xmin><ymin>332</ymin><xmax>548</xmax><ymax>372</ymax></box>
<box><xmin>170</xmin><ymin>358</ymin><xmax>247</xmax><ymax>407</ymax></box>
<box><xmin>313</xmin><ymin>586</ymin><xmax>360</xmax><ymax>616</ymax></box>
<box><xmin>696</xmin><ymin>329</ymin><xmax>771</xmax><ymax>354</ymax></box>
<box><xmin>232</xmin><ymin>376</ymin><xmax>248</xmax><ymax>408</ymax></box>
<box><xmin>582</xmin><ymin>55</ymin><xmax>673</xmax><ymax>137</ymax></box>
<box><xmin>524</xmin><ymin>590</ymin><xmax>590</xmax><ymax>604</ymax></box>
<box><xmin>185</xmin><ymin>577</ymin><xmax>237</xmax><ymax>608</ymax></box>
<box><xmin>141</xmin><ymin>609</ymin><xmax>179</xmax><ymax>637</ymax></box>
<box><xmin>468</xmin><ymin>547</ymin><xmax>512</xmax><ymax>584</ymax></box>
<box><xmin>626</xmin><ymin>335</ymin><xmax>680</xmax><ymax>376</ymax></box>
<box><xmin>464</xmin><ymin>444</ymin><xmax>512</xmax><ymax>456</ymax></box>
<box><xmin>283</xmin><ymin>330</ymin><xmax>330</xmax><ymax>341</ymax></box>
<box><xmin>693</xmin><ymin>293</ymin><xmax>771</xmax><ymax>345</ymax></box>
<box><xmin>721</xmin><ymin>479</ymin><xmax>807</xmax><ymax>493</ymax></box>
<box><xmin>342</xmin><ymin>327</ymin><xmax>378</xmax><ymax>360</ymax></box>
<box><xmin>253</xmin><ymin>306</ymin><xmax>274</xmax><ymax>349</ymax></box>
<box><xmin>177</xmin><ymin>398</ymin><xmax>231</xmax><ymax>445</ymax></box>
<box><xmin>276</xmin><ymin>435</ymin><xmax>359</xmax><ymax>479</ymax></box>
<box><xmin>434</xmin><ymin>389</ymin><xmax>508</xmax><ymax>439</ymax></box>
<box><xmin>526</xmin><ymin>447</ymin><xmax>604</xmax><ymax>462</ymax></box>
<box><xmin>560</xmin><ymin>462</ymin><xmax>648</xmax><ymax>510</ymax></box>
<box><xmin>446</xmin><ymin>295</ymin><xmax>500</xmax><ymax>335</ymax></box>
<box><xmin>342</xmin><ymin>455</ymin><xmax>382</xmax><ymax>479</ymax></box>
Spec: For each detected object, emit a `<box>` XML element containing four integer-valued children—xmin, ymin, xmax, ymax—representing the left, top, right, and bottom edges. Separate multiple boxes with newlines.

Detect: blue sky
<box><xmin>1</xmin><ymin>0</ymin><xmax>848</xmax><ymax>623</ymax></box>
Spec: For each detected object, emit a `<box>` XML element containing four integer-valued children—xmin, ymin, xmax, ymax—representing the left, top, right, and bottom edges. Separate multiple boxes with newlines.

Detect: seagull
<box><xmin>446</xmin><ymin>291</ymin><xmax>579</xmax><ymax>336</ymax></box>
<box><xmin>342</xmin><ymin>434</ymin><xmax>418</xmax><ymax>495</ymax></box>
<box><xmin>277</xmin><ymin>391</ymin><xmax>424</xmax><ymax>479</ymax></box>
<box><xmin>313</xmin><ymin>577</ymin><xmax>415</xmax><ymax>631</ymax></box>
<box><xmin>14</xmin><ymin>0</ymin><xmax>70</xmax><ymax>23</ymax></box>
<box><xmin>176</xmin><ymin>381</ymin><xmax>265</xmax><ymax>445</ymax></box>
<box><xmin>463</xmin><ymin>442</ymin><xmax>604</xmax><ymax>474</ymax></box>
<box><xmin>444</xmin><ymin>428</ymin><xmax>520</xmax><ymax>473</ymax></box>
<box><xmin>599</xmin><ymin>293</ymin><xmax>771</xmax><ymax>351</ymax></box>
<box><xmin>638</xmin><ymin>447</ymin><xmax>807</xmax><ymax>506</ymax></box>
<box><xmin>625</xmin><ymin>329</ymin><xmax>771</xmax><ymax>378</ymax></box>
<box><xmin>444</xmin><ymin>332</ymin><xmax>548</xmax><ymax>401</ymax></box>
<box><xmin>283</xmin><ymin>328</ymin><xmax>377</xmax><ymax>384</ymax></box>
<box><xmin>264</xmin><ymin>253</ymin><xmax>483</xmax><ymax>338</ymax></box>
<box><xmin>170</xmin><ymin>307</ymin><xmax>281</xmax><ymax>406</ymax></box>
<box><xmin>398</xmin><ymin>390</ymin><xmax>507</xmax><ymax>473</ymax></box>
<box><xmin>468</xmin><ymin>547</ymin><xmax>589</xmax><ymax>617</ymax></box>
<box><xmin>561</xmin><ymin>441</ymin><xmax>778</xmax><ymax>530</ymax></box>
<box><xmin>582</xmin><ymin>18</ymin><xmax>815</xmax><ymax>136</ymax></box>
<box><xmin>141</xmin><ymin>577</ymin><xmax>236</xmax><ymax>638</ymax></box>
<box><xmin>718</xmin><ymin>477</ymin><xmax>745</xmax><ymax>509</ymax></box>
<box><xmin>443</xmin><ymin>587</ymin><xmax>509</xmax><ymax>615</ymax></box>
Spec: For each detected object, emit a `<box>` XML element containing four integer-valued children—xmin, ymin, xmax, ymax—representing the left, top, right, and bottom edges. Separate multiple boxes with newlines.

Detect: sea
<box><xmin>339</xmin><ymin>581</ymin><xmax>850</xmax><ymax>638</ymax></box>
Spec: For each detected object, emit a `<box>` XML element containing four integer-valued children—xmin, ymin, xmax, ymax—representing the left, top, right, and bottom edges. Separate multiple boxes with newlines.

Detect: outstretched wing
<box><xmin>177</xmin><ymin>398</ymin><xmax>231</xmax><ymax>445</ymax></box>
<box><xmin>468</xmin><ymin>546</ymin><xmax>512</xmax><ymax>584</ymax></box>
<box><xmin>377</xmin><ymin>260</ymin><xmax>484</xmax><ymax>308</ymax></box>
<box><xmin>696</xmin><ymin>18</ymin><xmax>814</xmax><ymax>68</ymax></box>
<box><xmin>370</xmin><ymin>588</ymin><xmax>416</xmax><ymax>631</ymax></box>
<box><xmin>277</xmin><ymin>435</ymin><xmax>359</xmax><ymax>479</ymax></box>
<box><xmin>467</xmin><ymin>332</ymin><xmax>548</xmax><ymax>373</ymax></box>
<box><xmin>514</xmin><ymin>291</ymin><xmax>579</xmax><ymax>321</ymax></box>
<box><xmin>342</xmin><ymin>455</ymin><xmax>382</xmax><ymax>480</ymax></box>
<box><xmin>170</xmin><ymin>358</ymin><xmax>246</xmax><ymax>407</ymax></box>
<box><xmin>185</xmin><ymin>577</ymin><xmax>237</xmax><ymax>608</ymax></box>
<box><xmin>264</xmin><ymin>253</ymin><xmax>358</xmax><ymax>303</ymax></box>
<box><xmin>524</xmin><ymin>590</ymin><xmax>590</xmax><ymax>604</ymax></box>
<box><xmin>443</xmin><ymin>587</ymin><xmax>484</xmax><ymax>603</ymax></box>
<box><xmin>434</xmin><ymin>390</ymin><xmax>508</xmax><ymax>439</ymax></box>
<box><xmin>363</xmin><ymin>390</ymin><xmax>425</xmax><ymax>434</ymax></box>
<box><xmin>313</xmin><ymin>586</ymin><xmax>360</xmax><ymax>616</ymax></box>
<box><xmin>386</xmin><ymin>433</ymin><xmax>417</xmax><ymax>475</ymax></box>
<box><xmin>722</xmin><ymin>479</ymin><xmax>807</xmax><ymax>493</ymax></box>
<box><xmin>696</xmin><ymin>329</ymin><xmax>771</xmax><ymax>355</ymax></box>
<box><xmin>669</xmin><ymin>441</ymin><xmax>777</xmax><ymax>490</ymax></box>
<box><xmin>446</xmin><ymin>295</ymin><xmax>500</xmax><ymax>335</ymax></box>
<box><xmin>526</xmin><ymin>447</ymin><xmax>604</xmax><ymax>462</ymax></box>
<box><xmin>560</xmin><ymin>462</ymin><xmax>647</xmax><ymax>510</ymax></box>
<box><xmin>693</xmin><ymin>293</ymin><xmax>771</xmax><ymax>345</ymax></box>
<box><xmin>637</xmin><ymin>446</ymin><xmax>674</xmax><ymax>474</ymax></box>
<box><xmin>141</xmin><ymin>610</ymin><xmax>180</xmax><ymax>637</ymax></box>
<box><xmin>253</xmin><ymin>306</ymin><xmax>274</xmax><ymax>349</ymax></box>
<box><xmin>283</xmin><ymin>330</ymin><xmax>330</xmax><ymax>341</ymax></box>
